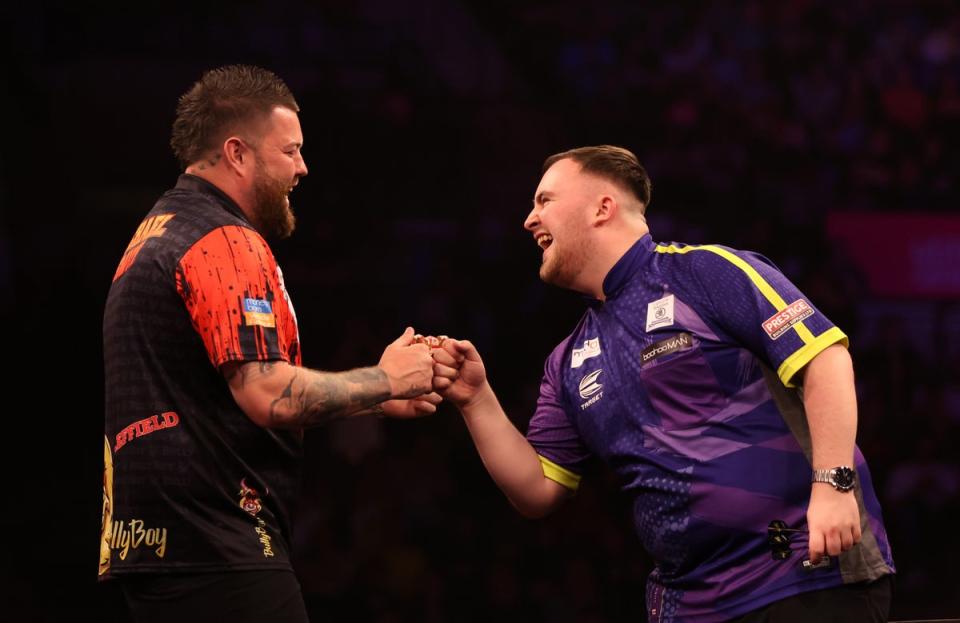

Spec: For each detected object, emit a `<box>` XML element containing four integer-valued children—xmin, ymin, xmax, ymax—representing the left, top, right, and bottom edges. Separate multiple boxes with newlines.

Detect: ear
<box><xmin>223</xmin><ymin>136</ymin><xmax>253</xmax><ymax>176</ymax></box>
<box><xmin>592</xmin><ymin>195</ymin><xmax>617</xmax><ymax>226</ymax></box>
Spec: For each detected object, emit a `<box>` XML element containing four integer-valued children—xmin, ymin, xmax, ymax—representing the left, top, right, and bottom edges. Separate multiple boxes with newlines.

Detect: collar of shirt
<box><xmin>176</xmin><ymin>174</ymin><xmax>251</xmax><ymax>225</ymax></box>
<box><xmin>594</xmin><ymin>234</ymin><xmax>654</xmax><ymax>304</ymax></box>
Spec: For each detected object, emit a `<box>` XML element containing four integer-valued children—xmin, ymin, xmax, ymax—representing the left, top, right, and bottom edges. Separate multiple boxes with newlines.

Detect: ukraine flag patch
<box><xmin>243</xmin><ymin>298</ymin><xmax>276</xmax><ymax>328</ymax></box>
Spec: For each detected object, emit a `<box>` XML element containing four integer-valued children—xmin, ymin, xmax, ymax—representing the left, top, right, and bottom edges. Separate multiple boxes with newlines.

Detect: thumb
<box><xmin>454</xmin><ymin>339</ymin><xmax>476</xmax><ymax>358</ymax></box>
<box><xmin>391</xmin><ymin>326</ymin><xmax>416</xmax><ymax>347</ymax></box>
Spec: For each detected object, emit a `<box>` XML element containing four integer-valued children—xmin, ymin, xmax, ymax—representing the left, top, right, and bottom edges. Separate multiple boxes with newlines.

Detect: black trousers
<box><xmin>733</xmin><ymin>575</ymin><xmax>893</xmax><ymax>623</ymax></box>
<box><xmin>120</xmin><ymin>569</ymin><xmax>309</xmax><ymax>623</ymax></box>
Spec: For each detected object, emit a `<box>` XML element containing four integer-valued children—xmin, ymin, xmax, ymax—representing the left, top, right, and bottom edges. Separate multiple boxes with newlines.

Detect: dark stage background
<box><xmin>3</xmin><ymin>1</ymin><xmax>959</xmax><ymax>620</ymax></box>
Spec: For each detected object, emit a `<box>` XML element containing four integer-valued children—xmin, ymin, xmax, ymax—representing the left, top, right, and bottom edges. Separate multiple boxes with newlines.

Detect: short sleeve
<box><xmin>526</xmin><ymin>345</ymin><xmax>592</xmax><ymax>491</ymax></box>
<box><xmin>687</xmin><ymin>245</ymin><xmax>847</xmax><ymax>387</ymax></box>
<box><xmin>176</xmin><ymin>225</ymin><xmax>297</xmax><ymax>368</ymax></box>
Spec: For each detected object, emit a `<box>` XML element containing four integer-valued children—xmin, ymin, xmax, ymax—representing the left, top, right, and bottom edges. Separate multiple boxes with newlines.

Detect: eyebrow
<box><xmin>533</xmin><ymin>191</ymin><xmax>551</xmax><ymax>205</ymax></box>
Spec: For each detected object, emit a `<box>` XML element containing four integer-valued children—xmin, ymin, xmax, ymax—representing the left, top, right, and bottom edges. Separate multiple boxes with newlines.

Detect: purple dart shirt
<box><xmin>527</xmin><ymin>235</ymin><xmax>894</xmax><ymax>622</ymax></box>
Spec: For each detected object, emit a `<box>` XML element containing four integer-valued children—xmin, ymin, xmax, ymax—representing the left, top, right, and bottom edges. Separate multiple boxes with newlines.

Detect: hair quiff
<box><xmin>170</xmin><ymin>65</ymin><xmax>299</xmax><ymax>167</ymax></box>
<box><xmin>543</xmin><ymin>145</ymin><xmax>652</xmax><ymax>210</ymax></box>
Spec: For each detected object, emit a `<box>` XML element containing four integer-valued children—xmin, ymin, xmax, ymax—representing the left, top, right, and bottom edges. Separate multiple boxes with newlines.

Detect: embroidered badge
<box><xmin>646</xmin><ymin>294</ymin><xmax>675</xmax><ymax>331</ymax></box>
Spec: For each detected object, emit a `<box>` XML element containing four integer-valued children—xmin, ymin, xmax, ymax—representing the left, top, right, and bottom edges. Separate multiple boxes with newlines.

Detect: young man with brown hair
<box><xmin>433</xmin><ymin>145</ymin><xmax>895</xmax><ymax>622</ymax></box>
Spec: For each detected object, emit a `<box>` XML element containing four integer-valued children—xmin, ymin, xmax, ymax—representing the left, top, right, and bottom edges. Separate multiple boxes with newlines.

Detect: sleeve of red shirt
<box><xmin>175</xmin><ymin>225</ymin><xmax>296</xmax><ymax>368</ymax></box>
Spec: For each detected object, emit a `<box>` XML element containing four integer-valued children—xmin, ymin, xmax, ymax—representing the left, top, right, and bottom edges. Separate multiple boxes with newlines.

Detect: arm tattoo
<box><xmin>268</xmin><ymin>366</ymin><xmax>391</xmax><ymax>428</ymax></box>
<box><xmin>225</xmin><ymin>360</ymin><xmax>277</xmax><ymax>389</ymax></box>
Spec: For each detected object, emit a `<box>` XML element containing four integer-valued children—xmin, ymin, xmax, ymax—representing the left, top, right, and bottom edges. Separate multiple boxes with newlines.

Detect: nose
<box><xmin>523</xmin><ymin>206</ymin><xmax>540</xmax><ymax>232</ymax></box>
<box><xmin>296</xmin><ymin>153</ymin><xmax>308</xmax><ymax>177</ymax></box>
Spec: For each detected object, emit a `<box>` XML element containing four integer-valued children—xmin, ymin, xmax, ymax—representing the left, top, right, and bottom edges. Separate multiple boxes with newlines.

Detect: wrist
<box><xmin>374</xmin><ymin>365</ymin><xmax>402</xmax><ymax>399</ymax></box>
<box><xmin>459</xmin><ymin>382</ymin><xmax>497</xmax><ymax>417</ymax></box>
<box><xmin>811</xmin><ymin>465</ymin><xmax>856</xmax><ymax>492</ymax></box>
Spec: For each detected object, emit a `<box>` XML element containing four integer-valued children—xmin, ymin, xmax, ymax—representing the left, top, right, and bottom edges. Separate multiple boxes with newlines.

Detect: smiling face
<box><xmin>524</xmin><ymin>158</ymin><xmax>598</xmax><ymax>291</ymax></box>
<box><xmin>248</xmin><ymin>106</ymin><xmax>308</xmax><ymax>239</ymax></box>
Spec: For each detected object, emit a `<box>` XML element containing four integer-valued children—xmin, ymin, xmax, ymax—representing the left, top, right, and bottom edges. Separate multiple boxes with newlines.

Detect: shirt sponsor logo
<box><xmin>99</xmin><ymin>437</ymin><xmax>114</xmax><ymax>576</ymax></box>
<box><xmin>646</xmin><ymin>294</ymin><xmax>675</xmax><ymax>331</ymax></box>
<box><xmin>114</xmin><ymin>411</ymin><xmax>180</xmax><ymax>452</ymax></box>
<box><xmin>641</xmin><ymin>332</ymin><xmax>693</xmax><ymax>364</ymax></box>
<box><xmin>113</xmin><ymin>214</ymin><xmax>175</xmax><ymax>282</ymax></box>
<box><xmin>571</xmin><ymin>337</ymin><xmax>602</xmax><ymax>369</ymax></box>
<box><xmin>255</xmin><ymin>518</ymin><xmax>276</xmax><ymax>558</ymax></box>
<box><xmin>579</xmin><ymin>369</ymin><xmax>603</xmax><ymax>398</ymax></box>
<box><xmin>243</xmin><ymin>297</ymin><xmax>276</xmax><ymax>328</ymax></box>
<box><xmin>762</xmin><ymin>299</ymin><xmax>814</xmax><ymax>340</ymax></box>
<box><xmin>239</xmin><ymin>478</ymin><xmax>264</xmax><ymax>516</ymax></box>
<box><xmin>238</xmin><ymin>479</ymin><xmax>275</xmax><ymax>557</ymax></box>
<box><xmin>109</xmin><ymin>519</ymin><xmax>168</xmax><ymax>561</ymax></box>
<box><xmin>578</xmin><ymin>369</ymin><xmax>604</xmax><ymax>410</ymax></box>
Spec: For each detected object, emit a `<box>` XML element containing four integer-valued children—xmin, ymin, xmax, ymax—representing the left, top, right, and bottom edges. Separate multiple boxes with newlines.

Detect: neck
<box><xmin>185</xmin><ymin>165</ymin><xmax>255</xmax><ymax>222</ymax></box>
<box><xmin>583</xmin><ymin>222</ymin><xmax>649</xmax><ymax>300</ymax></box>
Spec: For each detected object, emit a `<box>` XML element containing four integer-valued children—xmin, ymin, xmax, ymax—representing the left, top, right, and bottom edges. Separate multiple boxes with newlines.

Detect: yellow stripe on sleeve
<box><xmin>777</xmin><ymin>326</ymin><xmax>849</xmax><ymax>388</ymax></box>
<box><xmin>538</xmin><ymin>455</ymin><xmax>581</xmax><ymax>491</ymax></box>
<box><xmin>654</xmin><ymin>243</ymin><xmax>816</xmax><ymax>343</ymax></box>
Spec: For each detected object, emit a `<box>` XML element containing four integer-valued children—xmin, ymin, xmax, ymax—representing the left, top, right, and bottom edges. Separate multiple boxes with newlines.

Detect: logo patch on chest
<box><xmin>571</xmin><ymin>337</ymin><xmax>601</xmax><ymax>368</ymax></box>
<box><xmin>578</xmin><ymin>369</ymin><xmax>604</xmax><ymax>409</ymax></box>
<box><xmin>641</xmin><ymin>332</ymin><xmax>694</xmax><ymax>364</ymax></box>
<box><xmin>646</xmin><ymin>294</ymin><xmax>675</xmax><ymax>331</ymax></box>
<box><xmin>579</xmin><ymin>369</ymin><xmax>603</xmax><ymax>398</ymax></box>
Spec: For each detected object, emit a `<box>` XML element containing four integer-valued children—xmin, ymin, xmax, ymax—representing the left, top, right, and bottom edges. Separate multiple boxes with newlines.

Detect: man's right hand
<box><xmin>378</xmin><ymin>327</ymin><xmax>434</xmax><ymax>399</ymax></box>
<box><xmin>431</xmin><ymin>336</ymin><xmax>571</xmax><ymax>518</ymax></box>
<box><xmin>432</xmin><ymin>338</ymin><xmax>488</xmax><ymax>408</ymax></box>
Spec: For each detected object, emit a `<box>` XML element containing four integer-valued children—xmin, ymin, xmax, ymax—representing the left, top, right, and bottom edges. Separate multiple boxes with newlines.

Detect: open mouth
<box><xmin>536</xmin><ymin>233</ymin><xmax>553</xmax><ymax>250</ymax></box>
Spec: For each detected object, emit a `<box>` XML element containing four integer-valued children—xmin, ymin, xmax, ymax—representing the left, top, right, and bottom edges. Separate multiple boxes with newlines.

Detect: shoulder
<box><xmin>653</xmin><ymin>241</ymin><xmax>788</xmax><ymax>285</ymax></box>
<box><xmin>178</xmin><ymin>225</ymin><xmax>276</xmax><ymax>278</ymax></box>
<box><xmin>543</xmin><ymin>333</ymin><xmax>574</xmax><ymax>376</ymax></box>
<box><xmin>161</xmin><ymin>188</ymin><xmax>249</xmax><ymax>232</ymax></box>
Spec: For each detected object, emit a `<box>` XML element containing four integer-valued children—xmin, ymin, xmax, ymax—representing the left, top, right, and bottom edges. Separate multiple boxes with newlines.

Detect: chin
<box><xmin>539</xmin><ymin>267</ymin><xmax>562</xmax><ymax>288</ymax></box>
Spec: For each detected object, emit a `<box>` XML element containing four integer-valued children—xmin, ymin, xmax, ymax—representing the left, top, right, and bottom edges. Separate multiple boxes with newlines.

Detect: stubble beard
<box><xmin>539</xmin><ymin>233</ymin><xmax>589</xmax><ymax>291</ymax></box>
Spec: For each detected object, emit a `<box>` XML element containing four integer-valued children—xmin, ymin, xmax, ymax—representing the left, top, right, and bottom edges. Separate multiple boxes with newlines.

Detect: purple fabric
<box><xmin>525</xmin><ymin>236</ymin><xmax>894</xmax><ymax>621</ymax></box>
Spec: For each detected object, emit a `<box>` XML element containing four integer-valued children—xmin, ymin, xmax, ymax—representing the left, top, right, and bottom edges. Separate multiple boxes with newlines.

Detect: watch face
<box><xmin>833</xmin><ymin>467</ymin><xmax>856</xmax><ymax>491</ymax></box>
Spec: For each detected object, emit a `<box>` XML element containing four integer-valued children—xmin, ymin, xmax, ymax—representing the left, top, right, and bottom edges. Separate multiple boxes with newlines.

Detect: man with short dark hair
<box><xmin>100</xmin><ymin>65</ymin><xmax>439</xmax><ymax>622</ymax></box>
<box><xmin>432</xmin><ymin>145</ymin><xmax>895</xmax><ymax>622</ymax></box>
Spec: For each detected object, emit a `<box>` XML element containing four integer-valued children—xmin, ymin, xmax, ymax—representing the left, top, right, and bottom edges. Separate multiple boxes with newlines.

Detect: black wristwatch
<box><xmin>812</xmin><ymin>466</ymin><xmax>856</xmax><ymax>492</ymax></box>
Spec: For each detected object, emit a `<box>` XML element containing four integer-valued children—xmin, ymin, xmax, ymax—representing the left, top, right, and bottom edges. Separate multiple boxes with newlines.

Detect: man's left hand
<box><xmin>807</xmin><ymin>484</ymin><xmax>862</xmax><ymax>564</ymax></box>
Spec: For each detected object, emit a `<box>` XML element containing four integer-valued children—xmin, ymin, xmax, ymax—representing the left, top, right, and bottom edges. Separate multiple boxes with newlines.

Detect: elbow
<box><xmin>504</xmin><ymin>470</ymin><xmax>572</xmax><ymax>518</ymax></box>
<box><xmin>508</xmin><ymin>486</ymin><xmax>568</xmax><ymax>519</ymax></box>
<box><xmin>231</xmin><ymin>386</ymin><xmax>295</xmax><ymax>428</ymax></box>
<box><xmin>237</xmin><ymin>391</ymin><xmax>306</xmax><ymax>430</ymax></box>
<box><xmin>231</xmin><ymin>390</ymin><xmax>276</xmax><ymax>429</ymax></box>
<box><xmin>514</xmin><ymin>502</ymin><xmax>554</xmax><ymax>520</ymax></box>
<box><xmin>223</xmin><ymin>359</ymin><xmax>296</xmax><ymax>429</ymax></box>
<box><xmin>239</xmin><ymin>396</ymin><xmax>306</xmax><ymax>430</ymax></box>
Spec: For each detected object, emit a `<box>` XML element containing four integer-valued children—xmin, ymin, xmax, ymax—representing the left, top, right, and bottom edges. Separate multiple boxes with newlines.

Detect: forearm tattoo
<box><xmin>268</xmin><ymin>366</ymin><xmax>391</xmax><ymax>428</ymax></box>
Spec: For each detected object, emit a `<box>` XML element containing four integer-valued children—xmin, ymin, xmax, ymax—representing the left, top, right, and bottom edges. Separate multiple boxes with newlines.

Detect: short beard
<box><xmin>539</xmin><ymin>234</ymin><xmax>589</xmax><ymax>290</ymax></box>
<box><xmin>252</xmin><ymin>160</ymin><xmax>295</xmax><ymax>240</ymax></box>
